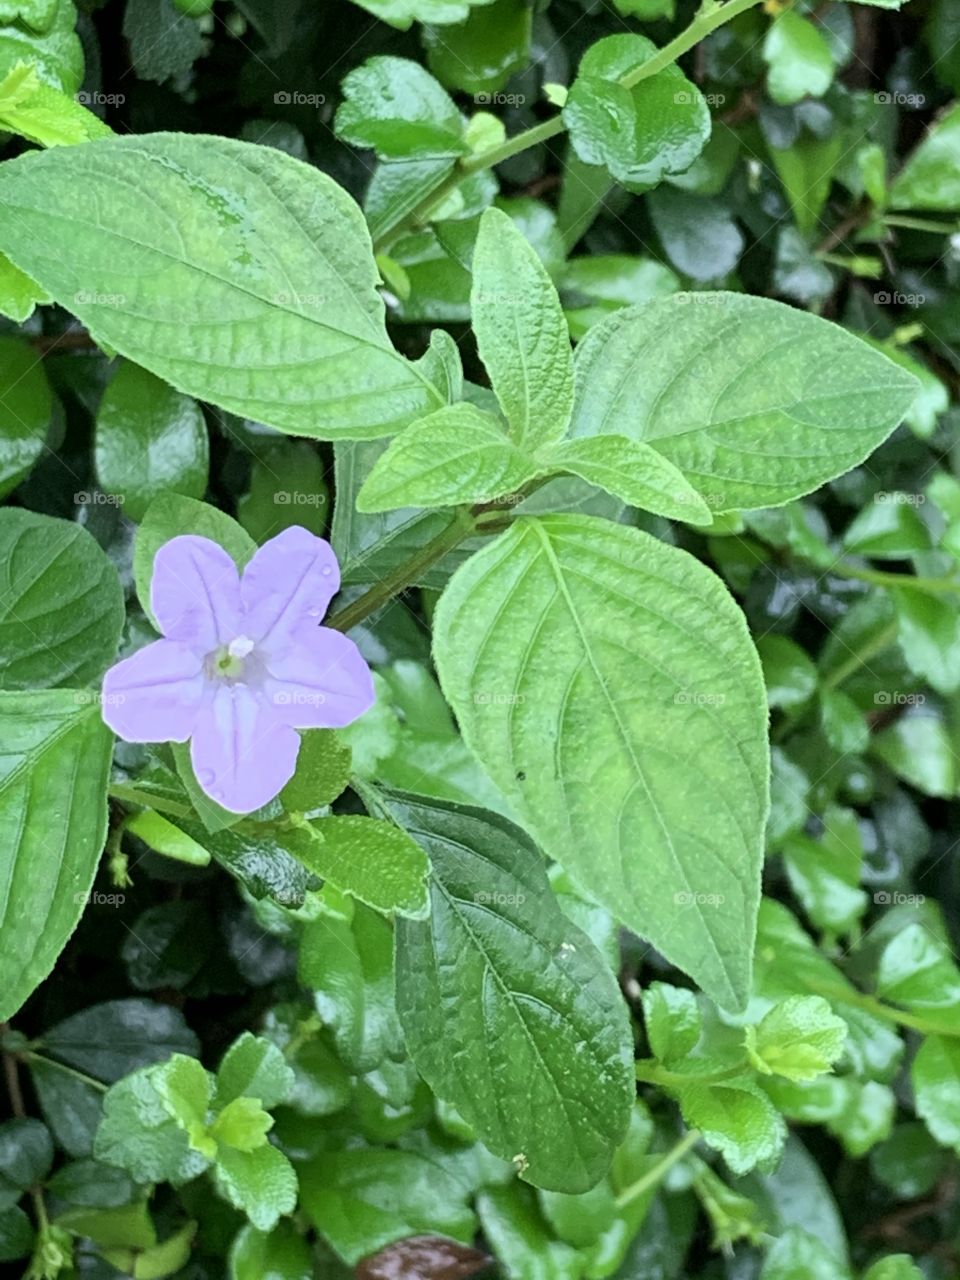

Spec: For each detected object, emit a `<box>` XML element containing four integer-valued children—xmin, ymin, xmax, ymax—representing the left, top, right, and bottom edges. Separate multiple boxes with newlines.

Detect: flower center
<box><xmin>207</xmin><ymin>635</ymin><xmax>256</xmax><ymax>681</ymax></box>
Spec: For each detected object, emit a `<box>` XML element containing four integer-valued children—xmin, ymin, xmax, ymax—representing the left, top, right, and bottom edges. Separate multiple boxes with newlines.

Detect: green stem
<box><xmin>108</xmin><ymin>783</ymin><xmax>192</xmax><ymax>819</ymax></box>
<box><xmin>830</xmin><ymin>563</ymin><xmax>960</xmax><ymax>596</ymax></box>
<box><xmin>2</xmin><ymin>1033</ymin><xmax>51</xmax><ymax>1232</ymax></box>
<box><xmin>375</xmin><ymin>0</ymin><xmax>765</xmax><ymax>249</ymax></box>
<box><xmin>883</xmin><ymin>214</ymin><xmax>960</xmax><ymax>235</ymax></box>
<box><xmin>326</xmin><ymin>507</ymin><xmax>478</xmax><ymax>633</ymax></box>
<box><xmin>635</xmin><ymin>1058</ymin><xmax>750</xmax><ymax>1088</ymax></box>
<box><xmin>614</xmin><ymin>1129</ymin><xmax>701</xmax><ymax>1209</ymax></box>
<box><xmin>801</xmin><ymin>981</ymin><xmax>960</xmax><ymax>1038</ymax></box>
<box><xmin>21</xmin><ymin>1051</ymin><xmax>108</xmax><ymax>1093</ymax></box>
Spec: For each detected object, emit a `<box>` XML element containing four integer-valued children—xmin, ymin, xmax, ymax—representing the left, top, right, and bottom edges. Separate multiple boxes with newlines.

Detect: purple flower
<box><xmin>102</xmin><ymin>527</ymin><xmax>373</xmax><ymax>814</ymax></box>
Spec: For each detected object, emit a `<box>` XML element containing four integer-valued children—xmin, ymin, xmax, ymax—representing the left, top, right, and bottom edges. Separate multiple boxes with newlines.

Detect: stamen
<box><xmin>228</xmin><ymin>635</ymin><xmax>255</xmax><ymax>659</ymax></box>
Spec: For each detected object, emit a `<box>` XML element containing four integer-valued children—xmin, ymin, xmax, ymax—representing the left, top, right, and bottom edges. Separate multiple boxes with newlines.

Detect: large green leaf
<box><xmin>0</xmin><ymin>690</ymin><xmax>112</xmax><ymax>1020</ymax></box>
<box><xmin>0</xmin><ymin>133</ymin><xmax>448</xmax><ymax>439</ymax></box>
<box><xmin>0</xmin><ymin>509</ymin><xmax>124</xmax><ymax>690</ymax></box>
<box><xmin>433</xmin><ymin>515</ymin><xmax>768</xmax><ymax>1008</ymax></box>
<box><xmin>390</xmin><ymin>792</ymin><xmax>633</xmax><ymax>1193</ymax></box>
<box><xmin>0</xmin><ymin>334</ymin><xmax>52</xmax><ymax>499</ymax></box>
<box><xmin>570</xmin><ymin>293</ymin><xmax>918</xmax><ymax>512</ymax></box>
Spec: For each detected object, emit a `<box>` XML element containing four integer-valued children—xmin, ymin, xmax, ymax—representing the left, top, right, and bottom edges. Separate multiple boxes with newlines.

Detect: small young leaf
<box><xmin>471</xmin><ymin>207</ymin><xmax>574</xmax><ymax>452</ymax></box>
<box><xmin>356</xmin><ymin>402</ymin><xmax>536</xmax><ymax>513</ymax></box>
<box><xmin>209</xmin><ymin>1097</ymin><xmax>273</xmax><ymax>1152</ymax></box>
<box><xmin>546</xmin><ymin>435</ymin><xmax>713</xmax><ymax>524</ymax></box>
<box><xmin>642</xmin><ymin>983</ymin><xmax>701</xmax><ymax>1064</ymax></box>
<box><xmin>214</xmin><ymin>1143</ymin><xmax>297</xmax><ymax>1232</ymax></box>
<box><xmin>563</xmin><ymin>34</ymin><xmax>710</xmax><ymax>191</ymax></box>
<box><xmin>336</xmin><ymin>56</ymin><xmax>466</xmax><ymax>158</ymax></box>
<box><xmin>215</xmin><ymin>1033</ymin><xmax>295</xmax><ymax>1111</ymax></box>
<box><xmin>762</xmin><ymin>13</ymin><xmax>835</xmax><ymax>106</ymax></box>
<box><xmin>744</xmin><ymin>996</ymin><xmax>847</xmax><ymax>1082</ymax></box>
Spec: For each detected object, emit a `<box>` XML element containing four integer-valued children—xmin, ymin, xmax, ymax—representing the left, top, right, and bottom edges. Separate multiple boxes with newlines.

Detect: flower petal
<box><xmin>151</xmin><ymin>535</ymin><xmax>242</xmax><ymax>652</ymax></box>
<box><xmin>102</xmin><ymin>640</ymin><xmax>207</xmax><ymax>743</ymax></box>
<box><xmin>240</xmin><ymin>527</ymin><xmax>340</xmax><ymax>651</ymax></box>
<box><xmin>263</xmin><ymin>628</ymin><xmax>375</xmax><ymax>729</ymax></box>
<box><xmin>190</xmin><ymin>683</ymin><xmax>300</xmax><ymax>813</ymax></box>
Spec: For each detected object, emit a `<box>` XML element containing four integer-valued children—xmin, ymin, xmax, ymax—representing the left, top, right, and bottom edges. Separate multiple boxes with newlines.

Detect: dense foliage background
<box><xmin>1</xmin><ymin>0</ymin><xmax>960</xmax><ymax>1277</ymax></box>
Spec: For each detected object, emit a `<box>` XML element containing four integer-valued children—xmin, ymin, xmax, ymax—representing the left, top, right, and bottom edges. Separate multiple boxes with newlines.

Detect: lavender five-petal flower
<box><xmin>101</xmin><ymin>527</ymin><xmax>374</xmax><ymax>813</ymax></box>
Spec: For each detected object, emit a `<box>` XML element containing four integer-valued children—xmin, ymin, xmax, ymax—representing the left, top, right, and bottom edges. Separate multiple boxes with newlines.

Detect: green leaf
<box><xmin>298</xmin><ymin>905</ymin><xmax>402</xmax><ymax>1072</ymax></box>
<box><xmin>569</xmin><ymin>294</ymin><xmax>918</xmax><ymax>513</ymax></box>
<box><xmin>123</xmin><ymin>0</ymin><xmax>203</xmax><ymax>84</ymax></box>
<box><xmin>287</xmin><ymin>813</ymin><xmax>430</xmax><ymax>920</ymax></box>
<box><xmin>769</xmin><ymin>132</ymin><xmax>842</xmax><ymax>238</ymax></box>
<box><xmin>125</xmin><ymin>809</ymin><xmax>211</xmax><ymax>867</ymax></box>
<box><xmin>0</xmin><ymin>61</ymin><xmax>110</xmax><ymax>146</ymax></box>
<box><xmin>891</xmin><ymin>586</ymin><xmax>960</xmax><ymax>694</ymax></box>
<box><xmin>745</xmin><ymin>996</ymin><xmax>847</xmax><ymax>1082</ymax></box>
<box><xmin>862</xmin><ymin>1259</ymin><xmax>924</xmax><ymax>1280</ymax></box>
<box><xmin>545</xmin><ymin>435</ymin><xmax>713</xmax><ymax>524</ymax></box>
<box><xmin>0</xmin><ymin>510</ymin><xmax>124</xmax><ymax>690</ymax></box>
<box><xmin>842</xmin><ymin>497</ymin><xmax>930</xmax><ymax>559</ymax></box>
<box><xmin>675</xmin><ymin>1079</ymin><xmax>786</xmax><ymax>1175</ymax></box>
<box><xmin>28</xmin><ymin>1058</ymin><xmax>103</xmax><ymax>1157</ymax></box>
<box><xmin>872</xmin><ymin>711</ymin><xmax>956</xmax><ymax>799</ymax></box>
<box><xmin>433</xmin><ymin>515</ymin><xmax>768</xmax><ymax>1009</ymax></box>
<box><xmin>279</xmin><ymin>730</ymin><xmax>351</xmax><ymax>810</ymax></box>
<box><xmin>95</xmin><ymin>361</ymin><xmax>209</xmax><ymax>523</ymax></box>
<box><xmin>763</xmin><ymin>12</ymin><xmax>835</xmax><ymax>106</ymax></box>
<box><xmin>0</xmin><ymin>1207</ymin><xmax>33</xmax><ymax>1263</ymax></box>
<box><xmin>390</xmin><ymin>792</ymin><xmax>634</xmax><ymax>1193</ymax></box>
<box><xmin>0</xmin><ymin>691</ymin><xmax>112</xmax><ymax>1020</ymax></box>
<box><xmin>760</xmin><ymin>1227</ymin><xmax>850</xmax><ymax>1280</ymax></box>
<box><xmin>237</xmin><ymin>440</ymin><xmax>328</xmax><ymax>543</ymax></box>
<box><xmin>214</xmin><ymin>1142</ymin><xmax>297</xmax><ymax>1232</ymax></box>
<box><xmin>153</xmin><ymin>1054</ymin><xmax>215</xmax><ymax>1157</ymax></box>
<box><xmin>877</xmin><ymin>923</ymin><xmax>960</xmax><ymax>1016</ymax></box>
<box><xmin>0</xmin><ymin>134</ymin><xmax>448</xmax><ymax>439</ymax></box>
<box><xmin>891</xmin><ymin>102</ymin><xmax>960</xmax><ymax>211</ymax></box>
<box><xmin>299</xmin><ymin>1148</ymin><xmax>477</xmax><ymax>1265</ymax></box>
<box><xmin>912</xmin><ymin>1034</ymin><xmax>960</xmax><ymax>1149</ymax></box>
<box><xmin>348</xmin><ymin>0</ymin><xmax>488</xmax><ymax>31</ymax></box>
<box><xmin>209</xmin><ymin>1097</ymin><xmax>273</xmax><ymax>1152</ymax></box>
<box><xmin>0</xmin><ymin>0</ymin><xmax>82</xmax><ymax>93</ymax></box>
<box><xmin>0</xmin><ymin>334</ymin><xmax>52</xmax><ymax>499</ymax></box>
<box><xmin>758</xmin><ymin>635</ymin><xmax>818</xmax><ymax>710</ymax></box>
<box><xmin>46</xmin><ymin>1159</ymin><xmax>139</xmax><ymax>1209</ymax></box>
<box><xmin>472</xmin><ymin>207</ymin><xmax>574</xmax><ymax>452</ymax></box>
<box><xmin>228</xmin><ymin>1222</ymin><xmax>311</xmax><ymax>1280</ymax></box>
<box><xmin>356</xmin><ymin>402</ymin><xmax>536</xmax><ymax>513</ymax></box>
<box><xmin>134</xmin><ymin>493</ymin><xmax>257</xmax><ymax>626</ymax></box>
<box><xmin>336</xmin><ymin>56</ymin><xmax>466</xmax><ymax>158</ymax></box>
<box><xmin>43</xmin><ymin>999</ymin><xmax>200</xmax><ymax>1082</ymax></box>
<box><xmin>563</xmin><ymin>34</ymin><xmax>710</xmax><ymax>192</ymax></box>
<box><xmin>0</xmin><ymin>251</ymin><xmax>50</xmax><ymax>322</ymax></box>
<box><xmin>477</xmin><ymin>1184</ymin><xmax>581</xmax><ymax>1280</ymax></box>
<box><xmin>647</xmin><ymin>187</ymin><xmax>744</xmax><ymax>284</ymax></box>
<box><xmin>561</xmin><ymin>253</ymin><xmax>679</xmax><ymax>339</ymax></box>
<box><xmin>0</xmin><ymin>1119</ymin><xmax>53</xmax><ymax>1201</ymax></box>
<box><xmin>215</xmin><ymin>1033</ymin><xmax>295</xmax><ymax>1111</ymax></box>
<box><xmin>94</xmin><ymin>1067</ymin><xmax>211</xmax><ymax>1185</ymax></box>
<box><xmin>871</xmin><ymin>1122</ymin><xmax>947</xmax><ymax>1199</ymax></box>
<box><xmin>642</xmin><ymin>982</ymin><xmax>701</xmax><ymax>1064</ymax></box>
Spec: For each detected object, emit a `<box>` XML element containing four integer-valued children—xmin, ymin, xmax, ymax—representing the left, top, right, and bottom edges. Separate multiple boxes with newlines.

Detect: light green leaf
<box><xmin>0</xmin><ymin>691</ymin><xmax>112</xmax><ymax>1020</ymax></box>
<box><xmin>877</xmin><ymin>923</ymin><xmax>960</xmax><ymax>1015</ymax></box>
<box><xmin>675</xmin><ymin>1078</ymin><xmax>786</xmax><ymax>1175</ymax></box>
<box><xmin>912</xmin><ymin>1034</ymin><xmax>960</xmax><ymax>1149</ymax></box>
<box><xmin>0</xmin><ymin>334</ymin><xmax>52</xmax><ymax>498</ymax></box>
<box><xmin>433</xmin><ymin>515</ymin><xmax>768</xmax><ymax>1009</ymax></box>
<box><xmin>0</xmin><ymin>251</ymin><xmax>50</xmax><ymax>322</ymax></box>
<box><xmin>390</xmin><ymin>792</ymin><xmax>634</xmax><ymax>1193</ymax></box>
<box><xmin>563</xmin><ymin>34</ymin><xmax>710</xmax><ymax>192</ymax></box>
<box><xmin>154</xmin><ymin>1054</ymin><xmax>215</xmax><ymax>1157</ymax></box>
<box><xmin>0</xmin><ymin>509</ymin><xmax>124</xmax><ymax>690</ymax></box>
<box><xmin>0</xmin><ymin>133</ymin><xmax>448</xmax><ymax>439</ymax></box>
<box><xmin>287</xmin><ymin>813</ymin><xmax>430</xmax><ymax>920</ymax></box>
<box><xmin>0</xmin><ymin>61</ymin><xmax>111</xmax><ymax>146</ymax></box>
<box><xmin>842</xmin><ymin>496</ymin><xmax>930</xmax><ymax>559</ymax></box>
<box><xmin>214</xmin><ymin>1143</ymin><xmax>297</xmax><ymax>1232</ymax></box>
<box><xmin>760</xmin><ymin>1227</ymin><xmax>850</xmax><ymax>1280</ymax></box>
<box><xmin>0</xmin><ymin>0</ymin><xmax>82</xmax><ymax>93</ymax></box>
<box><xmin>279</xmin><ymin>729</ymin><xmax>351</xmax><ymax>810</ymax></box>
<box><xmin>209</xmin><ymin>1097</ymin><xmax>273</xmax><ymax>1152</ymax></box>
<box><xmin>891</xmin><ymin>586</ymin><xmax>960</xmax><ymax>694</ymax></box>
<box><xmin>891</xmin><ymin>102</ymin><xmax>960</xmax><ymax>211</ymax></box>
<box><xmin>642</xmin><ymin>982</ymin><xmax>701</xmax><ymax>1064</ymax></box>
<box><xmin>95</xmin><ymin>362</ymin><xmax>209</xmax><ymax>522</ymax></box>
<box><xmin>356</xmin><ymin>402</ymin><xmax>536</xmax><ymax>513</ymax></box>
<box><xmin>872</xmin><ymin>711</ymin><xmax>956</xmax><ymax>798</ymax></box>
<box><xmin>125</xmin><ymin>810</ymin><xmax>211</xmax><ymax>867</ymax></box>
<box><xmin>757</xmin><ymin>635</ymin><xmax>818</xmax><ymax>710</ymax></box>
<box><xmin>215</xmin><ymin>1033</ymin><xmax>295</xmax><ymax>1111</ymax></box>
<box><xmin>336</xmin><ymin>56</ymin><xmax>466</xmax><ymax>158</ymax></box>
<box><xmin>745</xmin><ymin>996</ymin><xmax>847</xmax><ymax>1082</ymax></box>
<box><xmin>546</xmin><ymin>435</ymin><xmax>713</xmax><ymax>524</ymax></box>
<box><xmin>299</xmin><ymin>1148</ymin><xmax>477</xmax><ymax>1265</ymax></box>
<box><xmin>94</xmin><ymin>1068</ymin><xmax>210</xmax><ymax>1185</ymax></box>
<box><xmin>348</xmin><ymin>0</ymin><xmax>490</xmax><ymax>30</ymax></box>
<box><xmin>228</xmin><ymin>1222</ymin><xmax>311</xmax><ymax>1280</ymax></box>
<box><xmin>472</xmin><ymin>207</ymin><xmax>574</xmax><ymax>452</ymax></box>
<box><xmin>570</xmin><ymin>294</ymin><xmax>918</xmax><ymax>512</ymax></box>
<box><xmin>561</xmin><ymin>253</ymin><xmax>679</xmax><ymax>339</ymax></box>
<box><xmin>763</xmin><ymin>13</ymin><xmax>835</xmax><ymax>106</ymax></box>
